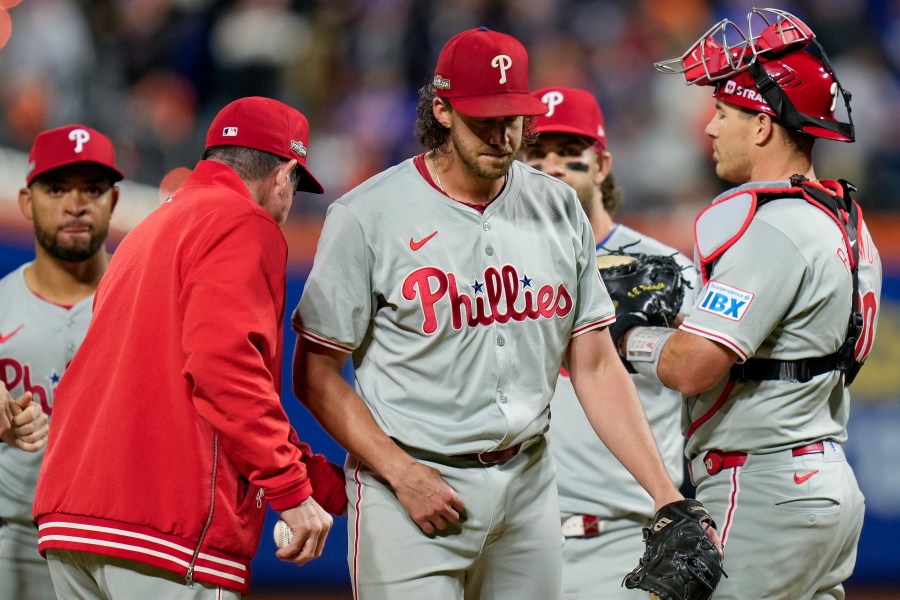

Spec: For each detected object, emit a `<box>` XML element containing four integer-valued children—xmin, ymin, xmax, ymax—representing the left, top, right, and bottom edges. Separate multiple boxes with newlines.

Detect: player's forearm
<box><xmin>293</xmin><ymin>342</ymin><xmax>419</xmax><ymax>486</ymax></box>
<box><xmin>657</xmin><ymin>330</ymin><xmax>736</xmax><ymax>395</ymax></box>
<box><xmin>569</xmin><ymin>330</ymin><xmax>682</xmax><ymax>507</ymax></box>
<box><xmin>573</xmin><ymin>364</ymin><xmax>682</xmax><ymax>508</ymax></box>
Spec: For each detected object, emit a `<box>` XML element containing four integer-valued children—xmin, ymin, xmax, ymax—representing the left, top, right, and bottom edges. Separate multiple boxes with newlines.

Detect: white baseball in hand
<box><xmin>273</xmin><ymin>520</ymin><xmax>293</xmax><ymax>548</ymax></box>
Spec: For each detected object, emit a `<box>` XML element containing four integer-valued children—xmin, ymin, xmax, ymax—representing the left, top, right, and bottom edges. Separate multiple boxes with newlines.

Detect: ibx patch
<box><xmin>697</xmin><ymin>280</ymin><xmax>753</xmax><ymax>321</ymax></box>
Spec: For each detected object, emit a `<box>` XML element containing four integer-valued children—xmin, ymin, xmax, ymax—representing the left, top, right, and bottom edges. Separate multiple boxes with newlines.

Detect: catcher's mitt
<box><xmin>597</xmin><ymin>251</ymin><xmax>689</xmax><ymax>348</ymax></box>
<box><xmin>623</xmin><ymin>499</ymin><xmax>726</xmax><ymax>600</ymax></box>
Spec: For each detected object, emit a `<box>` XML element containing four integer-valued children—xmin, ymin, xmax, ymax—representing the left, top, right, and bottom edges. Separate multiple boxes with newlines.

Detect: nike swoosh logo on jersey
<box><xmin>0</xmin><ymin>324</ymin><xmax>24</xmax><ymax>344</ymax></box>
<box><xmin>793</xmin><ymin>469</ymin><xmax>819</xmax><ymax>484</ymax></box>
<box><xmin>410</xmin><ymin>231</ymin><xmax>438</xmax><ymax>251</ymax></box>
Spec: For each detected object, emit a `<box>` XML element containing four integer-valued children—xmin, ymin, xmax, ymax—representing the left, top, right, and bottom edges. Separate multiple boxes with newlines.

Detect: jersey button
<box><xmin>496</xmin><ymin>336</ymin><xmax>505</xmax><ymax>346</ymax></box>
<box><xmin>485</xmin><ymin>247</ymin><xmax>494</xmax><ymax>256</ymax></box>
<box><xmin>498</xmin><ymin>394</ymin><xmax>509</xmax><ymax>404</ymax></box>
<box><xmin>482</xmin><ymin>222</ymin><xmax>491</xmax><ymax>231</ymax></box>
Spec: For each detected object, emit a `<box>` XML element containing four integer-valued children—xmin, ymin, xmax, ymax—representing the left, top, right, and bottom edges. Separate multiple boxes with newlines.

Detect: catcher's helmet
<box><xmin>655</xmin><ymin>8</ymin><xmax>854</xmax><ymax>142</ymax></box>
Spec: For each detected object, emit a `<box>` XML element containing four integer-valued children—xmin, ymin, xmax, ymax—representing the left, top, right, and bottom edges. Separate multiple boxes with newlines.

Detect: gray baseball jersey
<box><xmin>0</xmin><ymin>264</ymin><xmax>93</xmax><ymax>522</ymax></box>
<box><xmin>682</xmin><ymin>180</ymin><xmax>881</xmax><ymax>457</ymax></box>
<box><xmin>551</xmin><ymin>223</ymin><xmax>694</xmax><ymax>521</ymax></box>
<box><xmin>1</xmin><ymin>263</ymin><xmax>92</xmax><ymax>600</ymax></box>
<box><xmin>295</xmin><ymin>158</ymin><xmax>615</xmax><ymax>455</ymax></box>
<box><xmin>680</xmin><ymin>180</ymin><xmax>881</xmax><ymax>599</ymax></box>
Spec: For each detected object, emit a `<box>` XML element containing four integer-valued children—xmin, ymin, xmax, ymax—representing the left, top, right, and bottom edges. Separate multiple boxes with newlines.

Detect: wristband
<box><xmin>624</xmin><ymin>326</ymin><xmax>675</xmax><ymax>380</ymax></box>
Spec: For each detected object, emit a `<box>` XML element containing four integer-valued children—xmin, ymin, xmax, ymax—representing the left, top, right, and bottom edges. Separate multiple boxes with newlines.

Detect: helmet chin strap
<box><xmin>749</xmin><ymin>41</ymin><xmax>855</xmax><ymax>142</ymax></box>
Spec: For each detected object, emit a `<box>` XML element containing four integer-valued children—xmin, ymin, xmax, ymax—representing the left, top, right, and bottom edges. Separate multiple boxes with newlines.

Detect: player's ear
<box><xmin>433</xmin><ymin>98</ymin><xmax>452</xmax><ymax>129</ymax></box>
<box><xmin>755</xmin><ymin>113</ymin><xmax>775</xmax><ymax>146</ymax></box>
<box><xmin>110</xmin><ymin>186</ymin><xmax>120</xmax><ymax>212</ymax></box>
<box><xmin>17</xmin><ymin>188</ymin><xmax>34</xmax><ymax>221</ymax></box>
<box><xmin>595</xmin><ymin>150</ymin><xmax>613</xmax><ymax>187</ymax></box>
<box><xmin>275</xmin><ymin>159</ymin><xmax>298</xmax><ymax>195</ymax></box>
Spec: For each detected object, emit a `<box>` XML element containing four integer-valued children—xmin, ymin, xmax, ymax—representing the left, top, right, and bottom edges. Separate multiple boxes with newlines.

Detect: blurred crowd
<box><xmin>1</xmin><ymin>0</ymin><xmax>899</xmax><ymax>217</ymax></box>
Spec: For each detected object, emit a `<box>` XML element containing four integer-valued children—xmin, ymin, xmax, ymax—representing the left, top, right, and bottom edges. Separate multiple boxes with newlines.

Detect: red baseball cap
<box><xmin>206</xmin><ymin>96</ymin><xmax>324</xmax><ymax>194</ymax></box>
<box><xmin>26</xmin><ymin>125</ymin><xmax>124</xmax><ymax>186</ymax></box>
<box><xmin>532</xmin><ymin>87</ymin><xmax>607</xmax><ymax>150</ymax></box>
<box><xmin>434</xmin><ymin>27</ymin><xmax>549</xmax><ymax>118</ymax></box>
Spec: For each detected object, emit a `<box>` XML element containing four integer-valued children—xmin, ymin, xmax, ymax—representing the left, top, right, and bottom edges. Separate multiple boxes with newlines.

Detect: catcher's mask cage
<box><xmin>654</xmin><ymin>7</ymin><xmax>854</xmax><ymax>142</ymax></box>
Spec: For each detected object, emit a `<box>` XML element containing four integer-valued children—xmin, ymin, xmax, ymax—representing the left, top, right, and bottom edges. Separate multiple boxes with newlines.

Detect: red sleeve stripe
<box><xmin>679</xmin><ymin>323</ymin><xmax>749</xmax><ymax>360</ymax></box>
<box><xmin>571</xmin><ymin>315</ymin><xmax>615</xmax><ymax>338</ymax></box>
<box><xmin>300</xmin><ymin>329</ymin><xmax>354</xmax><ymax>353</ymax></box>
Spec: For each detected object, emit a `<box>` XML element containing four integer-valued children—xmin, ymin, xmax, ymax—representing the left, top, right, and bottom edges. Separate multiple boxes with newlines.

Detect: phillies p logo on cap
<box><xmin>68</xmin><ymin>128</ymin><xmax>91</xmax><ymax>153</ymax></box>
<box><xmin>531</xmin><ymin>87</ymin><xmax>607</xmax><ymax>150</ymax></box>
<box><xmin>26</xmin><ymin>124</ymin><xmax>124</xmax><ymax>186</ymax></box>
<box><xmin>432</xmin><ymin>27</ymin><xmax>548</xmax><ymax>119</ymax></box>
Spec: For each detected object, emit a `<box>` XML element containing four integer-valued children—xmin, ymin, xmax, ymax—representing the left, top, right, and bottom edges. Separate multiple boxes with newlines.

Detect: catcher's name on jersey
<box><xmin>295</xmin><ymin>159</ymin><xmax>614</xmax><ymax>455</ymax></box>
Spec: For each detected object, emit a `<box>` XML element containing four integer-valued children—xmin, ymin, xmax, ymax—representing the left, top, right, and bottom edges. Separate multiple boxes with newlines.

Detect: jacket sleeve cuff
<box><xmin>303</xmin><ymin>455</ymin><xmax>348</xmax><ymax>515</ymax></box>
<box><xmin>267</xmin><ymin>479</ymin><xmax>313</xmax><ymax>512</ymax></box>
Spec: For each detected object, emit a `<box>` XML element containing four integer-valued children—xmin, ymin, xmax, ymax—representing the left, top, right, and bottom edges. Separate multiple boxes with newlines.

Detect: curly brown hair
<box><xmin>414</xmin><ymin>83</ymin><xmax>538</xmax><ymax>151</ymax></box>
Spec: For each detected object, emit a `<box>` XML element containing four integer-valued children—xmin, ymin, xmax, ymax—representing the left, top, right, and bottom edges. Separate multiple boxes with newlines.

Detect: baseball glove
<box><xmin>622</xmin><ymin>499</ymin><xmax>726</xmax><ymax>600</ymax></box>
<box><xmin>597</xmin><ymin>251</ymin><xmax>689</xmax><ymax>348</ymax></box>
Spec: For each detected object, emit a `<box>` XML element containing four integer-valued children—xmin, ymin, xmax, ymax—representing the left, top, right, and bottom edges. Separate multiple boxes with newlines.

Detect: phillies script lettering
<box><xmin>1</xmin><ymin>358</ymin><xmax>52</xmax><ymax>415</ymax></box>
<box><xmin>402</xmin><ymin>265</ymin><xmax>572</xmax><ymax>334</ymax></box>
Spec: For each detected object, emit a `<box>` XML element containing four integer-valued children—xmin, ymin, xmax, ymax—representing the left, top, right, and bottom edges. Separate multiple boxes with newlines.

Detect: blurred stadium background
<box><xmin>1</xmin><ymin>0</ymin><xmax>899</xmax><ymax>597</ymax></box>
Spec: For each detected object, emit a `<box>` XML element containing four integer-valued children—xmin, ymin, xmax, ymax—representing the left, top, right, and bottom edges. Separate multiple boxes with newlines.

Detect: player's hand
<box><xmin>390</xmin><ymin>460</ymin><xmax>466</xmax><ymax>535</ymax></box>
<box><xmin>275</xmin><ymin>497</ymin><xmax>334</xmax><ymax>566</ymax></box>
<box><xmin>1</xmin><ymin>392</ymin><xmax>49</xmax><ymax>452</ymax></box>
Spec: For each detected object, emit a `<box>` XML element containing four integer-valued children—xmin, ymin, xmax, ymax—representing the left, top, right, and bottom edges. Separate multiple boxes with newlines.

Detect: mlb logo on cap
<box><xmin>433</xmin><ymin>27</ymin><xmax>548</xmax><ymax>118</ymax></box>
<box><xmin>532</xmin><ymin>87</ymin><xmax>607</xmax><ymax>150</ymax></box>
<box><xmin>26</xmin><ymin>124</ymin><xmax>124</xmax><ymax>186</ymax></box>
<box><xmin>222</xmin><ymin>127</ymin><xmax>238</xmax><ymax>137</ymax></box>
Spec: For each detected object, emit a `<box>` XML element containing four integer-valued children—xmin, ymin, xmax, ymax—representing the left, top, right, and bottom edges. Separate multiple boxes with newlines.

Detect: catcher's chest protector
<box><xmin>694</xmin><ymin>177</ymin><xmax>860</xmax><ymax>285</ymax></box>
<box><xmin>693</xmin><ymin>176</ymin><xmax>866</xmax><ymax>383</ymax></box>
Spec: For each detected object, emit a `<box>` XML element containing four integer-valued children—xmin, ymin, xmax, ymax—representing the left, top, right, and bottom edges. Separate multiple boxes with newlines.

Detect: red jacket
<box><xmin>33</xmin><ymin>161</ymin><xmax>343</xmax><ymax>595</ymax></box>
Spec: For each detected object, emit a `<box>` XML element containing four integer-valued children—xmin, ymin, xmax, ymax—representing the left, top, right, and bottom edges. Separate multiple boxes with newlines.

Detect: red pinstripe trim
<box><xmin>571</xmin><ymin>315</ymin><xmax>615</xmax><ymax>337</ymax></box>
<box><xmin>679</xmin><ymin>323</ymin><xmax>749</xmax><ymax>360</ymax></box>
<box><xmin>300</xmin><ymin>329</ymin><xmax>354</xmax><ymax>353</ymax></box>
<box><xmin>352</xmin><ymin>462</ymin><xmax>364</xmax><ymax>600</ymax></box>
<box><xmin>687</xmin><ymin>380</ymin><xmax>735</xmax><ymax>439</ymax></box>
<box><xmin>720</xmin><ymin>465</ymin><xmax>741</xmax><ymax>547</ymax></box>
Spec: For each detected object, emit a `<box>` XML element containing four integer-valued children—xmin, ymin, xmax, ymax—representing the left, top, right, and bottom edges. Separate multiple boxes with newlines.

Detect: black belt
<box><xmin>394</xmin><ymin>439</ymin><xmax>529</xmax><ymax>468</ymax></box>
<box><xmin>730</xmin><ymin>352</ymin><xmax>839</xmax><ymax>383</ymax></box>
<box><xmin>456</xmin><ymin>443</ymin><xmax>522</xmax><ymax>465</ymax></box>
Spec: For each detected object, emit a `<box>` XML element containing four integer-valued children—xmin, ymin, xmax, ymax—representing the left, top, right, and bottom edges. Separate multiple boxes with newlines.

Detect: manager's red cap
<box><xmin>206</xmin><ymin>96</ymin><xmax>324</xmax><ymax>194</ymax></box>
<box><xmin>434</xmin><ymin>27</ymin><xmax>548</xmax><ymax>118</ymax></box>
<box><xmin>26</xmin><ymin>125</ymin><xmax>124</xmax><ymax>186</ymax></box>
<box><xmin>532</xmin><ymin>87</ymin><xmax>607</xmax><ymax>150</ymax></box>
